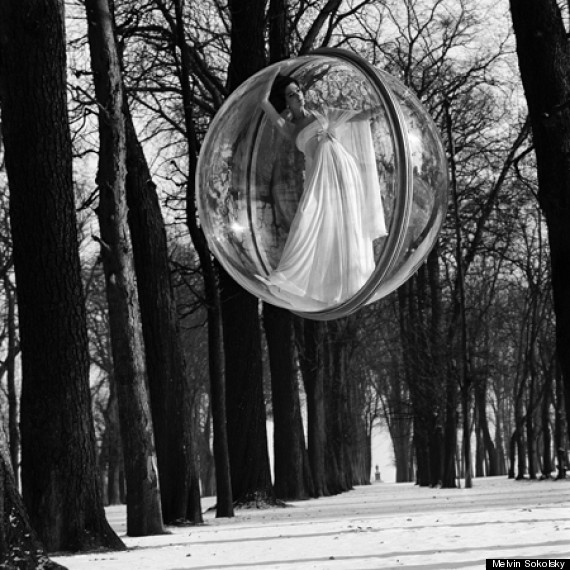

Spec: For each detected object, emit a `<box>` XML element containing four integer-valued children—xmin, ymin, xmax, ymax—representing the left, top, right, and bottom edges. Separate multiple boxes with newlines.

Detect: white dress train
<box><xmin>262</xmin><ymin>108</ymin><xmax>387</xmax><ymax>310</ymax></box>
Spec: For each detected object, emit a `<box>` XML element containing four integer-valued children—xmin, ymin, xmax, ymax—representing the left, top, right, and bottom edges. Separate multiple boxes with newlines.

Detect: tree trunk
<box><xmin>264</xmin><ymin>304</ymin><xmax>313</xmax><ymax>500</ymax></box>
<box><xmin>227</xmin><ymin>0</ymin><xmax>266</xmax><ymax>92</ymax></box>
<box><xmin>482</xmin><ymin>410</ymin><xmax>499</xmax><ymax>476</ymax></box>
<box><xmin>495</xmin><ymin>398</ymin><xmax>507</xmax><ymax>476</ymax></box>
<box><xmin>365</xmin><ymin>431</ymin><xmax>373</xmax><ymax>483</ymax></box>
<box><xmin>86</xmin><ymin>0</ymin><xmax>164</xmax><ymax>536</ymax></box>
<box><xmin>513</xmin><ymin>416</ymin><xmax>527</xmax><ymax>479</ymax></box>
<box><xmin>398</xmin><ymin>267</ymin><xmax>445</xmax><ymax>488</ymax></box>
<box><xmin>475</xmin><ymin>419</ymin><xmax>484</xmax><ymax>477</ymax></box>
<box><xmin>442</xmin><ymin>369</ymin><xmax>458</xmax><ymax>487</ymax></box>
<box><xmin>4</xmin><ymin>277</ymin><xmax>19</xmax><ymax>490</ymax></box>
<box><xmin>526</xmin><ymin>375</ymin><xmax>537</xmax><ymax>479</ymax></box>
<box><xmin>414</xmin><ymin>415</ymin><xmax>431</xmax><ymax>487</ymax></box>
<box><xmin>200</xmin><ymin>267</ymin><xmax>233</xmax><ymax>515</ymax></box>
<box><xmin>268</xmin><ymin>0</ymin><xmax>290</xmax><ymax>63</ymax></box>
<box><xmin>198</xmin><ymin>405</ymin><xmax>216</xmax><ymax>498</ymax></box>
<box><xmin>105</xmin><ymin>380</ymin><xmax>124</xmax><ymax>506</ymax></box>
<box><xmin>0</xmin><ymin>0</ymin><xmax>124</xmax><ymax>551</ymax></box>
<box><xmin>381</xmin><ymin>366</ymin><xmax>413</xmax><ymax>483</ymax></box>
<box><xmin>221</xmin><ymin>271</ymin><xmax>275</xmax><ymax>505</ymax></box>
<box><xmin>461</xmin><ymin>388</ymin><xmax>473</xmax><ymax>487</ymax></box>
<box><xmin>445</xmin><ymin>100</ymin><xmax>472</xmax><ymax>489</ymax></box>
<box><xmin>541</xmin><ymin>368</ymin><xmax>553</xmax><ymax>477</ymax></box>
<box><xmin>164</xmin><ymin>0</ymin><xmax>234</xmax><ymax>518</ymax></box>
<box><xmin>393</xmin><ymin>426</ymin><xmax>413</xmax><ymax>483</ymax></box>
<box><xmin>218</xmin><ymin>0</ymin><xmax>276</xmax><ymax>507</ymax></box>
<box><xmin>509</xmin><ymin>0</ymin><xmax>570</xmax><ymax>442</ymax></box>
<box><xmin>516</xmin><ymin>429</ymin><xmax>526</xmax><ymax>479</ymax></box>
<box><xmin>554</xmin><ymin>362</ymin><xmax>567</xmax><ymax>478</ymax></box>
<box><xmin>427</xmin><ymin>248</ymin><xmax>444</xmax><ymax>487</ymax></box>
<box><xmin>475</xmin><ymin>376</ymin><xmax>498</xmax><ymax>476</ymax></box>
<box><xmin>0</xmin><ymin>432</ymin><xmax>66</xmax><ymax>569</ymax></box>
<box><xmin>349</xmin><ymin>374</ymin><xmax>370</xmax><ymax>486</ymax></box>
<box><xmin>297</xmin><ymin>319</ymin><xmax>329</xmax><ymax>497</ymax></box>
<box><xmin>508</xmin><ymin>430</ymin><xmax>516</xmax><ymax>479</ymax></box>
<box><xmin>324</xmin><ymin>321</ymin><xmax>353</xmax><ymax>494</ymax></box>
<box><xmin>124</xmin><ymin>102</ymin><xmax>202</xmax><ymax>524</ymax></box>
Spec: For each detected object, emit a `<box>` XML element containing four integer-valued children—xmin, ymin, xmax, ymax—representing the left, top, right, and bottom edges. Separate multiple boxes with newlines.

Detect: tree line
<box><xmin>0</xmin><ymin>0</ymin><xmax>568</xmax><ymax>566</ymax></box>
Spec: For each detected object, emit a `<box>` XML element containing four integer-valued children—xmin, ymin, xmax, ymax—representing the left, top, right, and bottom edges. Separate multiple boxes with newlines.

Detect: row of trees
<box><xmin>0</xmin><ymin>0</ymin><xmax>569</xmax><ymax>566</ymax></box>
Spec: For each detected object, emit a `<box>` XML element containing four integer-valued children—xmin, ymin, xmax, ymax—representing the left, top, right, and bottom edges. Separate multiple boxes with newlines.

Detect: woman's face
<box><xmin>284</xmin><ymin>83</ymin><xmax>305</xmax><ymax>112</ymax></box>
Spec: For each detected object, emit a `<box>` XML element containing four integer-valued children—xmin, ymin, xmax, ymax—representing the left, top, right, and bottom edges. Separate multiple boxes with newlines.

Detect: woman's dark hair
<box><xmin>269</xmin><ymin>75</ymin><xmax>301</xmax><ymax>113</ymax></box>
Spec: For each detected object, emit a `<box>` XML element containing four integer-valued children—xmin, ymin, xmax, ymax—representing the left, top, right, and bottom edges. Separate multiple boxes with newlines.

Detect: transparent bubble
<box><xmin>196</xmin><ymin>49</ymin><xmax>448</xmax><ymax>320</ymax></box>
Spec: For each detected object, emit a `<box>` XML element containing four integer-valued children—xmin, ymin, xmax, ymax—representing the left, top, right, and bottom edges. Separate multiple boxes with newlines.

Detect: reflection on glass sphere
<box><xmin>196</xmin><ymin>48</ymin><xmax>448</xmax><ymax>320</ymax></box>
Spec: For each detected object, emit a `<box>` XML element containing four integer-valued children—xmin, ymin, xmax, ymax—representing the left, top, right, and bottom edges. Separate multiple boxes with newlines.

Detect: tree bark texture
<box><xmin>0</xmin><ymin>433</ymin><xmax>67</xmax><ymax>569</ymax></box>
<box><xmin>0</xmin><ymin>0</ymin><xmax>123</xmax><ymax>552</ymax></box>
<box><xmin>227</xmin><ymin>0</ymin><xmax>266</xmax><ymax>91</ymax></box>
<box><xmin>4</xmin><ymin>278</ymin><xmax>19</xmax><ymax>490</ymax></box>
<box><xmin>393</xmin><ymin>425</ymin><xmax>413</xmax><ymax>483</ymax></box>
<box><xmin>221</xmin><ymin>0</ymin><xmax>276</xmax><ymax>506</ymax></box>
<box><xmin>104</xmin><ymin>376</ymin><xmax>124</xmax><ymax>505</ymax></box>
<box><xmin>475</xmin><ymin>374</ymin><xmax>498</xmax><ymax>476</ymax></box>
<box><xmin>324</xmin><ymin>321</ymin><xmax>353</xmax><ymax>495</ymax></box>
<box><xmin>509</xmin><ymin>0</ymin><xmax>570</xmax><ymax>443</ymax></box>
<box><xmin>554</xmin><ymin>363</ymin><xmax>567</xmax><ymax>478</ymax></box>
<box><xmin>264</xmin><ymin>304</ymin><xmax>313</xmax><ymax>500</ymax></box>
<box><xmin>85</xmin><ymin>0</ymin><xmax>164</xmax><ymax>536</ymax></box>
<box><xmin>197</xmin><ymin>405</ymin><xmax>216</xmax><ymax>497</ymax></box>
<box><xmin>526</xmin><ymin>373</ymin><xmax>537</xmax><ymax>479</ymax></box>
<box><xmin>297</xmin><ymin>319</ymin><xmax>329</xmax><ymax>497</ymax></box>
<box><xmin>124</xmin><ymin>103</ymin><xmax>202</xmax><ymax>524</ymax></box>
<box><xmin>268</xmin><ymin>0</ymin><xmax>290</xmax><ymax>63</ymax></box>
<box><xmin>397</xmin><ymin>275</ymin><xmax>443</xmax><ymax>487</ymax></box>
<box><xmin>541</xmin><ymin>368</ymin><xmax>553</xmax><ymax>477</ymax></box>
<box><xmin>494</xmin><ymin>399</ymin><xmax>507</xmax><ymax>477</ymax></box>
<box><xmin>347</xmin><ymin>368</ymin><xmax>370</xmax><ymax>486</ymax></box>
<box><xmin>221</xmin><ymin>271</ymin><xmax>275</xmax><ymax>505</ymax></box>
<box><xmin>168</xmin><ymin>0</ymin><xmax>234</xmax><ymax>517</ymax></box>
<box><xmin>379</xmin><ymin>358</ymin><xmax>413</xmax><ymax>483</ymax></box>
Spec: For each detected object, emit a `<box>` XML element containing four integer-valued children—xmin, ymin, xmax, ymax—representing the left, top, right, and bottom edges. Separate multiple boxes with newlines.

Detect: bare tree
<box><xmin>0</xmin><ymin>0</ymin><xmax>124</xmax><ymax>551</ymax></box>
<box><xmin>163</xmin><ymin>0</ymin><xmax>234</xmax><ymax>516</ymax></box>
<box><xmin>124</xmin><ymin>92</ymin><xmax>203</xmax><ymax>524</ymax></box>
<box><xmin>0</xmin><ymin>430</ymin><xmax>67</xmax><ymax>569</ymax></box>
<box><xmin>85</xmin><ymin>0</ymin><xmax>165</xmax><ymax>536</ymax></box>
<box><xmin>218</xmin><ymin>0</ymin><xmax>276</xmax><ymax>507</ymax></box>
<box><xmin>509</xmin><ymin>0</ymin><xmax>570</xmax><ymax>443</ymax></box>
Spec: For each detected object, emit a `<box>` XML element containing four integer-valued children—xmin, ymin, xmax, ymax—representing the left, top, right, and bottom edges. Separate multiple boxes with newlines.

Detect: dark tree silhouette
<box><xmin>124</xmin><ymin>98</ymin><xmax>203</xmax><ymax>524</ymax></box>
<box><xmin>220</xmin><ymin>0</ymin><xmax>277</xmax><ymax>506</ymax></box>
<box><xmin>0</xmin><ymin>432</ymin><xmax>66</xmax><ymax>569</ymax></box>
<box><xmin>153</xmin><ymin>0</ymin><xmax>235</xmax><ymax>516</ymax></box>
<box><xmin>509</xmin><ymin>0</ymin><xmax>570</xmax><ymax>443</ymax></box>
<box><xmin>85</xmin><ymin>0</ymin><xmax>165</xmax><ymax>536</ymax></box>
<box><xmin>264</xmin><ymin>304</ymin><xmax>314</xmax><ymax>500</ymax></box>
<box><xmin>0</xmin><ymin>0</ymin><xmax>123</xmax><ymax>551</ymax></box>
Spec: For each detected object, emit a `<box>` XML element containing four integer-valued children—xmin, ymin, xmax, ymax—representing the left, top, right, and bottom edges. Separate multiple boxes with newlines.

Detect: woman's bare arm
<box><xmin>260</xmin><ymin>69</ymin><xmax>295</xmax><ymax>140</ymax></box>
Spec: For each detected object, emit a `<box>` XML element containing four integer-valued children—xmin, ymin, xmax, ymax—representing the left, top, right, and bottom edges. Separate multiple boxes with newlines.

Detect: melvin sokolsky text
<box><xmin>489</xmin><ymin>561</ymin><xmax>567</xmax><ymax>569</ymax></box>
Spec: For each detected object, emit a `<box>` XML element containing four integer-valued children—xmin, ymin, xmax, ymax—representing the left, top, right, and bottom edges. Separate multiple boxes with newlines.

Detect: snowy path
<box><xmin>52</xmin><ymin>477</ymin><xmax>570</xmax><ymax>569</ymax></box>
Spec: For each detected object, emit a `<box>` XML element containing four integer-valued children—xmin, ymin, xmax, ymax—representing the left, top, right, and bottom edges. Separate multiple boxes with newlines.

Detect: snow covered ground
<box><xmin>53</xmin><ymin>476</ymin><xmax>570</xmax><ymax>569</ymax></box>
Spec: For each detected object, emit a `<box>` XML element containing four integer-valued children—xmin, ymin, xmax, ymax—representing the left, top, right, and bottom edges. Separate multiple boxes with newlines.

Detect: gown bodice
<box><xmin>296</xmin><ymin>110</ymin><xmax>337</xmax><ymax>144</ymax></box>
<box><xmin>295</xmin><ymin>112</ymin><xmax>337</xmax><ymax>169</ymax></box>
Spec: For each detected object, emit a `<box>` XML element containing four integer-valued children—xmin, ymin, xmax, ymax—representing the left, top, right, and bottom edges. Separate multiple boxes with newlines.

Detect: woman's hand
<box><xmin>262</xmin><ymin>64</ymin><xmax>282</xmax><ymax>102</ymax></box>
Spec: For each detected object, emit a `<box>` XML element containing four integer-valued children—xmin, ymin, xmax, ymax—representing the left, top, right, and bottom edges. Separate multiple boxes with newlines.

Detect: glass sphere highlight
<box><xmin>196</xmin><ymin>49</ymin><xmax>448</xmax><ymax>320</ymax></box>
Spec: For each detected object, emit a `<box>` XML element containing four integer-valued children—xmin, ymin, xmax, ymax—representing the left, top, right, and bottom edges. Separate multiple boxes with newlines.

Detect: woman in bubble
<box><xmin>258</xmin><ymin>69</ymin><xmax>387</xmax><ymax>310</ymax></box>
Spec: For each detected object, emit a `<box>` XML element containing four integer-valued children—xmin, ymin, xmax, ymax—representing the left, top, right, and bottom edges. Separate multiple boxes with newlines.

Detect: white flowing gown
<box><xmin>263</xmin><ymin>108</ymin><xmax>387</xmax><ymax>310</ymax></box>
